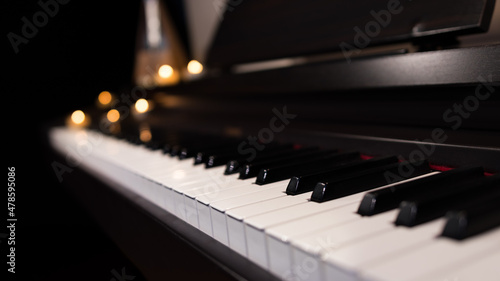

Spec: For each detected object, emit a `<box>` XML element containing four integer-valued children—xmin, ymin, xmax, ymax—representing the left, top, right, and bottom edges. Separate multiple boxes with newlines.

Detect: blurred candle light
<box><xmin>158</xmin><ymin>64</ymin><xmax>173</xmax><ymax>78</ymax></box>
<box><xmin>71</xmin><ymin>110</ymin><xmax>86</xmax><ymax>125</ymax></box>
<box><xmin>135</xmin><ymin>98</ymin><xmax>149</xmax><ymax>113</ymax></box>
<box><xmin>107</xmin><ymin>109</ymin><xmax>120</xmax><ymax>123</ymax></box>
<box><xmin>187</xmin><ymin>60</ymin><xmax>203</xmax><ymax>74</ymax></box>
<box><xmin>98</xmin><ymin>91</ymin><xmax>112</xmax><ymax>105</ymax></box>
<box><xmin>67</xmin><ymin>109</ymin><xmax>90</xmax><ymax>128</ymax></box>
<box><xmin>139</xmin><ymin>122</ymin><xmax>152</xmax><ymax>143</ymax></box>
<box><xmin>140</xmin><ymin>128</ymin><xmax>152</xmax><ymax>142</ymax></box>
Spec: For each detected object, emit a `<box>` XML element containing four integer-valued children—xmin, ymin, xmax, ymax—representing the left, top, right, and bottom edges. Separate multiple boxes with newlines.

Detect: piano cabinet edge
<box><xmin>275</xmin><ymin>130</ymin><xmax>500</xmax><ymax>174</ymax></box>
<box><xmin>47</xmin><ymin>148</ymin><xmax>281</xmax><ymax>281</ymax></box>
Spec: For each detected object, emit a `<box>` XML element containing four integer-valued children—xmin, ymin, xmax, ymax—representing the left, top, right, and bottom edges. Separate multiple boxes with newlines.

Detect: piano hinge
<box><xmin>412</xmin><ymin>36</ymin><xmax>460</xmax><ymax>52</ymax></box>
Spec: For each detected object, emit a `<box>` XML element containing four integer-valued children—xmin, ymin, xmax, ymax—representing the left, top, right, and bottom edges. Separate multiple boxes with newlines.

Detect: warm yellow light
<box><xmin>71</xmin><ymin>110</ymin><xmax>86</xmax><ymax>125</ymax></box>
<box><xmin>140</xmin><ymin>129</ymin><xmax>152</xmax><ymax>142</ymax></box>
<box><xmin>107</xmin><ymin>109</ymin><xmax>120</xmax><ymax>122</ymax></box>
<box><xmin>98</xmin><ymin>91</ymin><xmax>112</xmax><ymax>105</ymax></box>
<box><xmin>187</xmin><ymin>60</ymin><xmax>203</xmax><ymax>74</ymax></box>
<box><xmin>158</xmin><ymin>64</ymin><xmax>173</xmax><ymax>78</ymax></box>
<box><xmin>135</xmin><ymin>99</ymin><xmax>149</xmax><ymax>113</ymax></box>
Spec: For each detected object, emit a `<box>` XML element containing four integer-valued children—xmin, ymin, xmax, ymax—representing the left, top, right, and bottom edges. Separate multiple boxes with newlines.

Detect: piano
<box><xmin>47</xmin><ymin>0</ymin><xmax>500</xmax><ymax>280</ymax></box>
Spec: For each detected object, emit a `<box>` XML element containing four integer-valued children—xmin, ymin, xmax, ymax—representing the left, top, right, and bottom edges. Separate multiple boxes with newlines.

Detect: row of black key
<box><xmin>138</xmin><ymin>132</ymin><xmax>500</xmax><ymax>240</ymax></box>
<box><xmin>358</xmin><ymin>166</ymin><xmax>500</xmax><ymax>239</ymax></box>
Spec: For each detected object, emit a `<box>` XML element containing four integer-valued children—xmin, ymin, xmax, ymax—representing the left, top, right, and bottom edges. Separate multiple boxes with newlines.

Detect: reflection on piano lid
<box><xmin>48</xmin><ymin>0</ymin><xmax>500</xmax><ymax>280</ymax></box>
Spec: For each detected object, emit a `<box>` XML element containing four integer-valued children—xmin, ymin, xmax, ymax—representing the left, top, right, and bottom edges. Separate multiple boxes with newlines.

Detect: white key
<box><xmin>245</xmin><ymin>198</ymin><xmax>363</xmax><ymax>269</ymax></box>
<box><xmin>322</xmin><ymin>219</ymin><xmax>445</xmax><ymax>281</ymax></box>
<box><xmin>176</xmin><ymin>178</ymin><xmax>253</xmax><ymax>228</ymax></box>
<box><xmin>169</xmin><ymin>168</ymin><xmax>239</xmax><ymax>222</ymax></box>
<box><xmin>210</xmin><ymin>180</ymin><xmax>289</xmax><ymax>245</ymax></box>
<box><xmin>195</xmin><ymin>179</ymin><xmax>268</xmax><ymax>235</ymax></box>
<box><xmin>285</xmin><ymin>210</ymin><xmax>398</xmax><ymax>281</ymax></box>
<box><xmin>259</xmin><ymin>172</ymin><xmax>438</xmax><ymax>279</ymax></box>
<box><xmin>140</xmin><ymin>158</ymin><xmax>190</xmax><ymax>180</ymax></box>
<box><xmin>154</xmin><ymin>164</ymin><xmax>215</xmax><ymax>188</ymax></box>
<box><xmin>58</xmin><ymin>129</ymin><xmax>500</xmax><ymax>281</ymax></box>
<box><xmin>419</xmin><ymin>250</ymin><xmax>500</xmax><ymax>281</ymax></box>
<box><xmin>292</xmin><ymin>210</ymin><xmax>398</xmax><ymax>255</ymax></box>
<box><xmin>181</xmin><ymin>172</ymin><xmax>246</xmax><ymax>202</ymax></box>
<box><xmin>226</xmin><ymin>193</ymin><xmax>310</xmax><ymax>258</ymax></box>
<box><xmin>211</xmin><ymin>181</ymin><xmax>289</xmax><ymax>214</ymax></box>
<box><xmin>361</xmin><ymin>227</ymin><xmax>500</xmax><ymax>281</ymax></box>
<box><xmin>266</xmin><ymin>203</ymin><xmax>359</xmax><ymax>278</ymax></box>
<box><xmin>226</xmin><ymin>172</ymin><xmax>436</xmax><ymax>267</ymax></box>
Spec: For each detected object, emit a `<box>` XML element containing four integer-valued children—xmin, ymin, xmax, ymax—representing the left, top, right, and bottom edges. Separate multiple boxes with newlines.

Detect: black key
<box><xmin>206</xmin><ymin>144</ymin><xmax>294</xmax><ymax>168</ymax></box>
<box><xmin>126</xmin><ymin>135</ymin><xmax>142</xmax><ymax>145</ymax></box>
<box><xmin>174</xmin><ymin>136</ymin><xmax>241</xmax><ymax>158</ymax></box>
<box><xmin>194</xmin><ymin>146</ymin><xmax>240</xmax><ymax>165</ymax></box>
<box><xmin>224</xmin><ymin>145</ymin><xmax>301</xmax><ymax>175</ymax></box>
<box><xmin>357</xmin><ymin>166</ymin><xmax>485</xmax><ymax>216</ymax></box>
<box><xmin>161</xmin><ymin>134</ymin><xmax>191</xmax><ymax>155</ymax></box>
<box><xmin>162</xmin><ymin>137</ymin><xmax>190</xmax><ymax>155</ymax></box>
<box><xmin>180</xmin><ymin>139</ymin><xmax>244</xmax><ymax>159</ymax></box>
<box><xmin>226</xmin><ymin>160</ymin><xmax>243</xmax><ymax>175</ymax></box>
<box><xmin>286</xmin><ymin>156</ymin><xmax>399</xmax><ymax>195</ymax></box>
<box><xmin>207</xmin><ymin>152</ymin><xmax>243</xmax><ymax>168</ymax></box>
<box><xmin>239</xmin><ymin>148</ymin><xmax>325</xmax><ymax>179</ymax></box>
<box><xmin>162</xmin><ymin>143</ymin><xmax>176</xmax><ymax>154</ymax></box>
<box><xmin>441</xmin><ymin>187</ymin><xmax>500</xmax><ymax>240</ymax></box>
<box><xmin>170</xmin><ymin>143</ymin><xmax>198</xmax><ymax>157</ymax></box>
<box><xmin>169</xmin><ymin>144</ymin><xmax>185</xmax><ymax>157</ymax></box>
<box><xmin>142</xmin><ymin>131</ymin><xmax>167</xmax><ymax>150</ymax></box>
<box><xmin>396</xmin><ymin>174</ymin><xmax>500</xmax><ymax>227</ymax></box>
<box><xmin>161</xmin><ymin>131</ymin><xmax>240</xmax><ymax>157</ymax></box>
<box><xmin>145</xmin><ymin>140</ymin><xmax>162</xmax><ymax>150</ymax></box>
<box><xmin>256</xmin><ymin>152</ymin><xmax>360</xmax><ymax>185</ymax></box>
<box><xmin>311</xmin><ymin>160</ymin><xmax>430</xmax><ymax>203</ymax></box>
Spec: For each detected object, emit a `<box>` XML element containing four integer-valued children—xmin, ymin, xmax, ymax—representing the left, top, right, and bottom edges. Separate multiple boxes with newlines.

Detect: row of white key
<box><xmin>50</xmin><ymin>128</ymin><xmax>500</xmax><ymax>281</ymax></box>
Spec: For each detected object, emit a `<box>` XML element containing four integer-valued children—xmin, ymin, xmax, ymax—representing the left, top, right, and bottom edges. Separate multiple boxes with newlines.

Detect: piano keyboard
<box><xmin>49</xmin><ymin>127</ymin><xmax>500</xmax><ymax>281</ymax></box>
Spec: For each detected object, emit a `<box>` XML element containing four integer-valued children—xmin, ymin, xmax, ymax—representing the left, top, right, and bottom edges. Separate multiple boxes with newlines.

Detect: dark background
<box><xmin>4</xmin><ymin>0</ymin><xmax>147</xmax><ymax>280</ymax></box>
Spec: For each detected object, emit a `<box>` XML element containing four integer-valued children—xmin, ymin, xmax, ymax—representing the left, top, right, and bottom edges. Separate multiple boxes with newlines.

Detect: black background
<box><xmin>4</xmin><ymin>0</ymin><xmax>147</xmax><ymax>280</ymax></box>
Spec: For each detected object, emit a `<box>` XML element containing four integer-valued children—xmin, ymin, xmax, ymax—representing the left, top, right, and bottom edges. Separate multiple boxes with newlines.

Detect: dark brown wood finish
<box><xmin>206</xmin><ymin>0</ymin><xmax>496</xmax><ymax>67</ymax></box>
<box><xmin>168</xmin><ymin>46</ymin><xmax>500</xmax><ymax>95</ymax></box>
<box><xmin>154</xmin><ymin>45</ymin><xmax>500</xmax><ymax>131</ymax></box>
